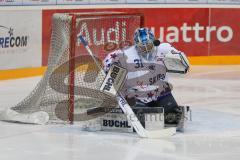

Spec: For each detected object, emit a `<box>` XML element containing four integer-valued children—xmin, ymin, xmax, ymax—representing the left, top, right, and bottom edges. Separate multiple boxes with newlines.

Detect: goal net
<box><xmin>0</xmin><ymin>12</ymin><xmax>143</xmax><ymax>124</ymax></box>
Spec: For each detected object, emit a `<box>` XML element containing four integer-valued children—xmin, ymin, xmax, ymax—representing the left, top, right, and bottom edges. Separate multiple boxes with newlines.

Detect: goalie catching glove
<box><xmin>164</xmin><ymin>49</ymin><xmax>190</xmax><ymax>74</ymax></box>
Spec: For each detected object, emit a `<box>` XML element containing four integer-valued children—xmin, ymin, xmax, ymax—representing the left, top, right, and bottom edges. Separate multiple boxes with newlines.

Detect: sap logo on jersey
<box><xmin>151</xmin><ymin>22</ymin><xmax>233</xmax><ymax>43</ymax></box>
<box><xmin>0</xmin><ymin>25</ymin><xmax>29</xmax><ymax>48</ymax></box>
<box><xmin>77</xmin><ymin>21</ymin><xmax>127</xmax><ymax>46</ymax></box>
<box><xmin>149</xmin><ymin>74</ymin><xmax>165</xmax><ymax>85</ymax></box>
<box><xmin>102</xmin><ymin>119</ymin><xmax>131</xmax><ymax>128</ymax></box>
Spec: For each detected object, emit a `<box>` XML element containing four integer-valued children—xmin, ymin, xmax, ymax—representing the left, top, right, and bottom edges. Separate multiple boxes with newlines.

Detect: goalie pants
<box><xmin>135</xmin><ymin>93</ymin><xmax>179</xmax><ymax>114</ymax></box>
<box><xmin>134</xmin><ymin>93</ymin><xmax>184</xmax><ymax>125</ymax></box>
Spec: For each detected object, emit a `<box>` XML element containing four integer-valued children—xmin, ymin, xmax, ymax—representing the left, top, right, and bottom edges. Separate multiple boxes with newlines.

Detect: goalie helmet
<box><xmin>134</xmin><ymin>27</ymin><xmax>155</xmax><ymax>60</ymax></box>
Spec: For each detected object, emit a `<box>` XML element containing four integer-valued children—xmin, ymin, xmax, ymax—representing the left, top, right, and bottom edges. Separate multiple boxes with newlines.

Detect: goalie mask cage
<box><xmin>0</xmin><ymin>12</ymin><xmax>144</xmax><ymax>124</ymax></box>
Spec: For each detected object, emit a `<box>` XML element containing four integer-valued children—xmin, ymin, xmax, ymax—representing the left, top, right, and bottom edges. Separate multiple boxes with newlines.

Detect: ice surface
<box><xmin>0</xmin><ymin>65</ymin><xmax>240</xmax><ymax>160</ymax></box>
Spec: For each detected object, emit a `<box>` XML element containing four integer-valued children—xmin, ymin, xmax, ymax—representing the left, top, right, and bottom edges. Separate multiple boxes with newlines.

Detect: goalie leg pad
<box><xmin>86</xmin><ymin>107</ymin><xmax>165</xmax><ymax>133</ymax></box>
<box><xmin>165</xmin><ymin>106</ymin><xmax>192</xmax><ymax>132</ymax></box>
<box><xmin>134</xmin><ymin>94</ymin><xmax>192</xmax><ymax>132</ymax></box>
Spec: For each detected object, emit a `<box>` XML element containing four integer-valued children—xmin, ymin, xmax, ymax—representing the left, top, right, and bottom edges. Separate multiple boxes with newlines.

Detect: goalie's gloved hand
<box><xmin>125</xmin><ymin>88</ymin><xmax>138</xmax><ymax>98</ymax></box>
<box><xmin>164</xmin><ymin>50</ymin><xmax>190</xmax><ymax>74</ymax></box>
<box><xmin>125</xmin><ymin>96</ymin><xmax>136</xmax><ymax>106</ymax></box>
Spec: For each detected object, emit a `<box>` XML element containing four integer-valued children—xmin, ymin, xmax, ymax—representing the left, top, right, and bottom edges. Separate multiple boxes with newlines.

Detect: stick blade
<box><xmin>0</xmin><ymin>109</ymin><xmax>49</xmax><ymax>125</ymax></box>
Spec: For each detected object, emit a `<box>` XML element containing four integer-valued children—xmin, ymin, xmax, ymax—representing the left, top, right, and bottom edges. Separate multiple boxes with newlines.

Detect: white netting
<box><xmin>0</xmin><ymin>12</ymin><xmax>142</xmax><ymax>124</ymax></box>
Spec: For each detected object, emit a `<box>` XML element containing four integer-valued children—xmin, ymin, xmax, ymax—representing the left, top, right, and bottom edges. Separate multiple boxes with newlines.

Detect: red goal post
<box><xmin>68</xmin><ymin>12</ymin><xmax>144</xmax><ymax>123</ymax></box>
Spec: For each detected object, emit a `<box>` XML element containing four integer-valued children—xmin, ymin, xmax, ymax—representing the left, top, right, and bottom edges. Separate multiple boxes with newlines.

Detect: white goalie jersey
<box><xmin>103</xmin><ymin>43</ymin><xmax>189</xmax><ymax>103</ymax></box>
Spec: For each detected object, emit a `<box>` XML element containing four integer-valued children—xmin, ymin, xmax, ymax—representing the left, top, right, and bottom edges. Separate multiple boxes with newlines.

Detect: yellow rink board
<box><xmin>189</xmin><ymin>56</ymin><xmax>240</xmax><ymax>65</ymax></box>
<box><xmin>1</xmin><ymin>55</ymin><xmax>240</xmax><ymax>80</ymax></box>
<box><xmin>0</xmin><ymin>67</ymin><xmax>47</xmax><ymax>80</ymax></box>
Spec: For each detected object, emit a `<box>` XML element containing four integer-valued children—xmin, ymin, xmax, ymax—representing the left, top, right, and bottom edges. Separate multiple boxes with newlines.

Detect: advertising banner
<box><xmin>141</xmin><ymin>8</ymin><xmax>209</xmax><ymax>57</ymax></box>
<box><xmin>0</xmin><ymin>0</ymin><xmax>22</xmax><ymax>5</ymax></box>
<box><xmin>0</xmin><ymin>10</ymin><xmax>42</xmax><ymax>70</ymax></box>
<box><xmin>209</xmin><ymin>9</ymin><xmax>240</xmax><ymax>56</ymax></box>
<box><xmin>22</xmin><ymin>0</ymin><xmax>56</xmax><ymax>5</ymax></box>
<box><xmin>42</xmin><ymin>8</ymin><xmax>240</xmax><ymax>65</ymax></box>
<box><xmin>57</xmin><ymin>0</ymin><xmax>89</xmax><ymax>4</ymax></box>
<box><xmin>166</xmin><ymin>0</ymin><xmax>207</xmax><ymax>3</ymax></box>
<box><xmin>126</xmin><ymin>0</ymin><xmax>165</xmax><ymax>3</ymax></box>
<box><xmin>208</xmin><ymin>0</ymin><xmax>240</xmax><ymax>4</ymax></box>
<box><xmin>89</xmin><ymin>0</ymin><xmax>126</xmax><ymax>3</ymax></box>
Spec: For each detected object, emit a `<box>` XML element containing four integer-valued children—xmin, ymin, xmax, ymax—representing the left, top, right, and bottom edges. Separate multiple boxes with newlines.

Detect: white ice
<box><xmin>0</xmin><ymin>65</ymin><xmax>240</xmax><ymax>160</ymax></box>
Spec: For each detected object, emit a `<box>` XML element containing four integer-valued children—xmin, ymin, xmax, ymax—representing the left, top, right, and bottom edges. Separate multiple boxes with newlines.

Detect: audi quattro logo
<box><xmin>77</xmin><ymin>21</ymin><xmax>127</xmax><ymax>46</ymax></box>
<box><xmin>0</xmin><ymin>25</ymin><xmax>29</xmax><ymax>49</ymax></box>
<box><xmin>151</xmin><ymin>22</ymin><xmax>233</xmax><ymax>43</ymax></box>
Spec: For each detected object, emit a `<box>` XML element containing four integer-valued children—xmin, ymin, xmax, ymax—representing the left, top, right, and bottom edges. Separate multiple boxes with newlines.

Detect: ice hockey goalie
<box><xmin>102</xmin><ymin>27</ymin><xmax>191</xmax><ymax>132</ymax></box>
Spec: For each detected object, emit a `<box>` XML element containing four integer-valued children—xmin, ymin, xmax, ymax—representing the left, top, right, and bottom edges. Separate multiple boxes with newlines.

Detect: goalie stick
<box><xmin>79</xmin><ymin>35</ymin><xmax>176</xmax><ymax>138</ymax></box>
